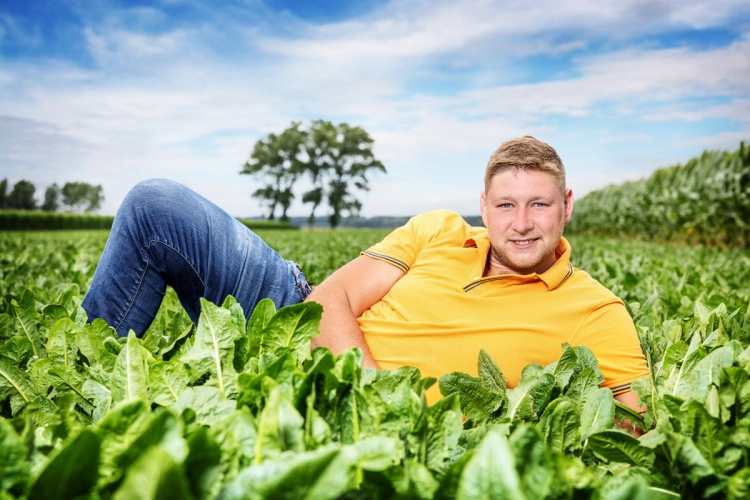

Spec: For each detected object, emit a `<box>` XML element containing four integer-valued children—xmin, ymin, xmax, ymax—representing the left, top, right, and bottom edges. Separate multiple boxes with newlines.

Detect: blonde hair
<box><xmin>484</xmin><ymin>136</ymin><xmax>565</xmax><ymax>193</ymax></box>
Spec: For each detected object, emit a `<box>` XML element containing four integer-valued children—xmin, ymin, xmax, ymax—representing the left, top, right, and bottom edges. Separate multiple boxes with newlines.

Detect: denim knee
<box><xmin>121</xmin><ymin>178</ymin><xmax>185</xmax><ymax>213</ymax></box>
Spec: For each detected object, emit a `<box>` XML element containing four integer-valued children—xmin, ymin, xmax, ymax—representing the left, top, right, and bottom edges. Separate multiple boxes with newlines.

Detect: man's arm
<box><xmin>614</xmin><ymin>391</ymin><xmax>647</xmax><ymax>437</ymax></box>
<box><xmin>306</xmin><ymin>255</ymin><xmax>404</xmax><ymax>369</ymax></box>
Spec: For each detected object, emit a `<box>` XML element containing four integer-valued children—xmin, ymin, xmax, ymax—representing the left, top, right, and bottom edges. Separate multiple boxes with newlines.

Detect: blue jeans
<box><xmin>82</xmin><ymin>178</ymin><xmax>311</xmax><ymax>337</ymax></box>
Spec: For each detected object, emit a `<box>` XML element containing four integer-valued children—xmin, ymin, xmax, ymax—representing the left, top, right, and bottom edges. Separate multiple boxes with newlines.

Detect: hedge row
<box><xmin>567</xmin><ymin>141</ymin><xmax>750</xmax><ymax>248</ymax></box>
<box><xmin>0</xmin><ymin>211</ymin><xmax>299</xmax><ymax>231</ymax></box>
<box><xmin>0</xmin><ymin>211</ymin><xmax>115</xmax><ymax>230</ymax></box>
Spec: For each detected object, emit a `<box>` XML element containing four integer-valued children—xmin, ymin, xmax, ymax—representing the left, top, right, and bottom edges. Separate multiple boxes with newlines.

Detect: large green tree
<box><xmin>7</xmin><ymin>180</ymin><xmax>37</xmax><ymax>210</ymax></box>
<box><xmin>242</xmin><ymin>121</ymin><xmax>386</xmax><ymax>228</ymax></box>
<box><xmin>240</xmin><ymin>122</ymin><xmax>306</xmax><ymax>222</ymax></box>
<box><xmin>42</xmin><ymin>183</ymin><xmax>60</xmax><ymax>211</ymax></box>
<box><xmin>61</xmin><ymin>182</ymin><xmax>104</xmax><ymax>212</ymax></box>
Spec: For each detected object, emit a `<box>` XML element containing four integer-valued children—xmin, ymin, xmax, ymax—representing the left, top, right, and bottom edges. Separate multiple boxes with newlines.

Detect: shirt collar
<box><xmin>463</xmin><ymin>234</ymin><xmax>573</xmax><ymax>291</ymax></box>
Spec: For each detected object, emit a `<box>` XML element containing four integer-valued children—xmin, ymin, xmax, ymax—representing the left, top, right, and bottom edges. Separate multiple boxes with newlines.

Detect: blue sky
<box><xmin>1</xmin><ymin>0</ymin><xmax>749</xmax><ymax>217</ymax></box>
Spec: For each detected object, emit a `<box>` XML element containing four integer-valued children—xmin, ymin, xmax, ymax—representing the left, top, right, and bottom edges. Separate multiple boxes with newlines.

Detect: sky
<box><xmin>1</xmin><ymin>0</ymin><xmax>749</xmax><ymax>218</ymax></box>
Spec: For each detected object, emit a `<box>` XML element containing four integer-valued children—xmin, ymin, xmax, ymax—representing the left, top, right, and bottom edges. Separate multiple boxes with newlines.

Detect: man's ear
<box><xmin>479</xmin><ymin>190</ymin><xmax>488</xmax><ymax>227</ymax></box>
<box><xmin>563</xmin><ymin>188</ymin><xmax>574</xmax><ymax>224</ymax></box>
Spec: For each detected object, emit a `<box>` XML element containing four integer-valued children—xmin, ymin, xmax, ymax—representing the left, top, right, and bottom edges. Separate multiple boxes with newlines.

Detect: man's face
<box><xmin>480</xmin><ymin>170</ymin><xmax>573</xmax><ymax>276</ymax></box>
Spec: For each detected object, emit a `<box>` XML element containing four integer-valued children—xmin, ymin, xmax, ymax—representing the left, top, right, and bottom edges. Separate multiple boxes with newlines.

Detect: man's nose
<box><xmin>512</xmin><ymin>207</ymin><xmax>533</xmax><ymax>233</ymax></box>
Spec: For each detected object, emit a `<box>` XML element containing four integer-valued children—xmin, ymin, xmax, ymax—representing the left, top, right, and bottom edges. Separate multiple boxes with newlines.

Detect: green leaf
<box><xmin>425</xmin><ymin>394</ymin><xmax>463</xmax><ymax>474</ymax></box>
<box><xmin>509</xmin><ymin>425</ymin><xmax>560</xmax><ymax>500</ymax></box>
<box><xmin>76</xmin><ymin>328</ymin><xmax>117</xmax><ymax>372</ymax></box>
<box><xmin>0</xmin><ymin>355</ymin><xmax>39</xmax><ymax>411</ymax></box>
<box><xmin>254</xmin><ymin>387</ymin><xmax>305</xmax><ymax>464</ymax></box>
<box><xmin>478</xmin><ymin>349</ymin><xmax>507</xmax><ymax>393</ymax></box>
<box><xmin>507</xmin><ymin>365</ymin><xmax>555</xmax><ymax>421</ymax></box>
<box><xmin>579</xmin><ymin>387</ymin><xmax>615</xmax><ymax>440</ymax></box>
<box><xmin>570</xmin><ymin>346</ymin><xmax>604</xmax><ymax>384</ymax></box>
<box><xmin>96</xmin><ymin>399</ymin><xmax>152</xmax><ymax>486</ymax></box>
<box><xmin>537</xmin><ymin>398</ymin><xmax>581</xmax><ymax>454</ymax></box>
<box><xmin>220</xmin><ymin>446</ymin><xmax>346</xmax><ymax>500</ymax></box>
<box><xmin>150</xmin><ymin>360</ymin><xmax>190</xmax><ymax>407</ymax></box>
<box><xmin>116</xmin><ymin>410</ymin><xmax>188</xmax><ymax>472</ymax></box>
<box><xmin>727</xmin><ymin>467</ymin><xmax>750</xmax><ymax>500</ymax></box>
<box><xmin>184</xmin><ymin>427</ymin><xmax>223</xmax><ymax>500</ymax></box>
<box><xmin>27</xmin><ymin>429</ymin><xmax>100</xmax><ymax>500</ymax></box>
<box><xmin>11</xmin><ymin>292</ymin><xmax>44</xmax><ymax>359</ymax></box>
<box><xmin>172</xmin><ymin>386</ymin><xmax>236</xmax><ymax>427</ymax></box>
<box><xmin>45</xmin><ymin>318</ymin><xmax>80</xmax><ymax>368</ymax></box>
<box><xmin>82</xmin><ymin>365</ymin><xmax>113</xmax><ymax>423</ymax></box>
<box><xmin>247</xmin><ymin>298</ymin><xmax>276</xmax><ymax>359</ymax></box>
<box><xmin>549</xmin><ymin>343</ymin><xmax>579</xmax><ymax>391</ymax></box>
<box><xmin>564</xmin><ymin>366</ymin><xmax>601</xmax><ymax>411</ymax></box>
<box><xmin>43</xmin><ymin>303</ymin><xmax>69</xmax><ymax>321</ymax></box>
<box><xmin>456</xmin><ymin>428</ymin><xmax>523</xmax><ymax>499</ymax></box>
<box><xmin>48</xmin><ymin>365</ymin><xmax>94</xmax><ymax>414</ymax></box>
<box><xmin>438</xmin><ymin>372</ymin><xmax>504</xmax><ymax>425</ymax></box>
<box><xmin>211</xmin><ymin>409</ymin><xmax>259</xmax><ymax>465</ymax></box>
<box><xmin>0</xmin><ymin>335</ymin><xmax>34</xmax><ymax>367</ymax></box>
<box><xmin>111</xmin><ymin>331</ymin><xmax>150</xmax><ymax>405</ymax></box>
<box><xmin>181</xmin><ymin>298</ymin><xmax>241</xmax><ymax>397</ymax></box>
<box><xmin>221</xmin><ymin>437</ymin><xmax>400</xmax><ymax>500</ymax></box>
<box><xmin>587</xmin><ymin>430</ymin><xmax>655</xmax><ymax>468</ymax></box>
<box><xmin>259</xmin><ymin>302</ymin><xmax>323</xmax><ymax>364</ymax></box>
<box><xmin>686</xmin><ymin>401</ymin><xmax>730</xmax><ymax>473</ymax></box>
<box><xmin>0</xmin><ymin>418</ymin><xmax>30</xmax><ymax>493</ymax></box>
<box><xmin>112</xmin><ymin>446</ymin><xmax>195</xmax><ymax>500</ymax></box>
<box><xmin>222</xmin><ymin>295</ymin><xmax>247</xmax><ymax>334</ymax></box>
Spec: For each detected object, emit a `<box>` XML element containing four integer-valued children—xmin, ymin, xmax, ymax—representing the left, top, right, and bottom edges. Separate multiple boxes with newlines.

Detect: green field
<box><xmin>1</xmin><ymin>229</ymin><xmax>750</xmax><ymax>499</ymax></box>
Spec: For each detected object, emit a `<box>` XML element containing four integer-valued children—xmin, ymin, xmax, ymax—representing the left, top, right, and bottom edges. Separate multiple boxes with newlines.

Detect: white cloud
<box><xmin>1</xmin><ymin>0</ymin><xmax>748</xmax><ymax>216</ymax></box>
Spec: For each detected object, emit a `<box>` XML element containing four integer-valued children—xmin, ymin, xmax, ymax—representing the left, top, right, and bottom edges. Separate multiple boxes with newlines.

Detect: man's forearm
<box><xmin>308</xmin><ymin>289</ymin><xmax>380</xmax><ymax>369</ymax></box>
<box><xmin>304</xmin><ymin>255</ymin><xmax>404</xmax><ymax>370</ymax></box>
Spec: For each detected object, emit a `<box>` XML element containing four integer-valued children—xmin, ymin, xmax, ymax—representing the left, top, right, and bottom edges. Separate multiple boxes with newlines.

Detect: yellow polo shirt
<box><xmin>358</xmin><ymin>210</ymin><xmax>649</xmax><ymax>404</ymax></box>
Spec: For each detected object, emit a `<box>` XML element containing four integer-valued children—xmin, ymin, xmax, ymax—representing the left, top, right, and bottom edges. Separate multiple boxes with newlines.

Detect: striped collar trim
<box><xmin>463</xmin><ymin>235</ymin><xmax>574</xmax><ymax>291</ymax></box>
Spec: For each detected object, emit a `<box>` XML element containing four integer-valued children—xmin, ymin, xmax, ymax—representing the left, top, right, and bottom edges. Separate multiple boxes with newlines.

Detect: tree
<box><xmin>240</xmin><ymin>122</ymin><xmax>306</xmax><ymax>222</ymax></box>
<box><xmin>300</xmin><ymin>120</ymin><xmax>337</xmax><ymax>229</ymax></box>
<box><xmin>318</xmin><ymin>122</ymin><xmax>386</xmax><ymax>229</ymax></box>
<box><xmin>7</xmin><ymin>180</ymin><xmax>37</xmax><ymax>210</ymax></box>
<box><xmin>42</xmin><ymin>183</ymin><xmax>60</xmax><ymax>211</ymax></box>
<box><xmin>0</xmin><ymin>179</ymin><xmax>7</xmax><ymax>209</ymax></box>
<box><xmin>61</xmin><ymin>182</ymin><xmax>104</xmax><ymax>212</ymax></box>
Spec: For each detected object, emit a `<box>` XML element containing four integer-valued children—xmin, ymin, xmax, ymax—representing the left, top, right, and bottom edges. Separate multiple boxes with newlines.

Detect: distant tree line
<box><xmin>270</xmin><ymin>215</ymin><xmax>486</xmax><ymax>229</ymax></box>
<box><xmin>0</xmin><ymin>179</ymin><xmax>104</xmax><ymax>212</ymax></box>
<box><xmin>241</xmin><ymin>120</ymin><xmax>386</xmax><ymax>228</ymax></box>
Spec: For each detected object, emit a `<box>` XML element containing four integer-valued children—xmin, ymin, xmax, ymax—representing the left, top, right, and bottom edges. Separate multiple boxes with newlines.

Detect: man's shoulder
<box><xmin>564</xmin><ymin>267</ymin><xmax>625</xmax><ymax>306</ymax></box>
<box><xmin>408</xmin><ymin>210</ymin><xmax>485</xmax><ymax>243</ymax></box>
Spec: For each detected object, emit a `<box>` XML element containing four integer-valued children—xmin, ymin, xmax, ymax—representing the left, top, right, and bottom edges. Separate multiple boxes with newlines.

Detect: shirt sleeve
<box><xmin>572</xmin><ymin>300</ymin><xmax>650</xmax><ymax>394</ymax></box>
<box><xmin>361</xmin><ymin>210</ymin><xmax>460</xmax><ymax>273</ymax></box>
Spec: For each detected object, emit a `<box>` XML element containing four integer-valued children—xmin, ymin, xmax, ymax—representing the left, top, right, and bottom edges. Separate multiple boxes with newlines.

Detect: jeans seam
<box><xmin>150</xmin><ymin>239</ymin><xmax>207</xmax><ymax>288</ymax></box>
<box><xmin>115</xmin><ymin>259</ymin><xmax>148</xmax><ymax>332</ymax></box>
<box><xmin>116</xmin><ymin>238</ymin><xmax>206</xmax><ymax>331</ymax></box>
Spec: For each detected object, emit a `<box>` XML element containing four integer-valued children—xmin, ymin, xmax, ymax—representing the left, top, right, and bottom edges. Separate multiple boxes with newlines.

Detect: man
<box><xmin>83</xmin><ymin>136</ymin><xmax>648</xmax><ymax>413</ymax></box>
<box><xmin>306</xmin><ymin>136</ymin><xmax>648</xmax><ymax>408</ymax></box>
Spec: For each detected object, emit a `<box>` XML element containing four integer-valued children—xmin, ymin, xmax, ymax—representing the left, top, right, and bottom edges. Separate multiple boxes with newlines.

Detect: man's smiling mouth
<box><xmin>510</xmin><ymin>238</ymin><xmax>539</xmax><ymax>247</ymax></box>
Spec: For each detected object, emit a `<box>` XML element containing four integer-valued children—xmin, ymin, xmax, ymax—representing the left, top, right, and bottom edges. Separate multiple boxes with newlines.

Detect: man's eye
<box><xmin>498</xmin><ymin>203</ymin><xmax>512</xmax><ymax>209</ymax></box>
<box><xmin>533</xmin><ymin>202</ymin><xmax>547</xmax><ymax>207</ymax></box>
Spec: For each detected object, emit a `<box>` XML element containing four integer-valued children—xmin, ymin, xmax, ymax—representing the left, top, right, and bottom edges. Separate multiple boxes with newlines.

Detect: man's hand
<box><xmin>305</xmin><ymin>255</ymin><xmax>404</xmax><ymax>369</ymax></box>
<box><xmin>614</xmin><ymin>391</ymin><xmax>647</xmax><ymax>437</ymax></box>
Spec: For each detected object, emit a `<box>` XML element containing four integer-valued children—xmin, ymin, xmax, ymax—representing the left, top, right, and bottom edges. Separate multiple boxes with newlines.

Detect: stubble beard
<box><xmin>490</xmin><ymin>224</ymin><xmax>564</xmax><ymax>275</ymax></box>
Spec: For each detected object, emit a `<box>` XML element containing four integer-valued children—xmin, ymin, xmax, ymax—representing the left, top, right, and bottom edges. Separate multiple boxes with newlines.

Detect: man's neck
<box><xmin>483</xmin><ymin>249</ymin><xmax>560</xmax><ymax>277</ymax></box>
